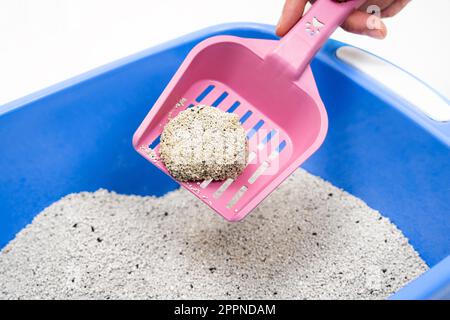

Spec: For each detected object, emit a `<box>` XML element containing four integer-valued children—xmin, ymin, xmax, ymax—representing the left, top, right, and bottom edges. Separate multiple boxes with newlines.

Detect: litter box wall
<box><xmin>0</xmin><ymin>23</ymin><xmax>449</xmax><ymax>299</ymax></box>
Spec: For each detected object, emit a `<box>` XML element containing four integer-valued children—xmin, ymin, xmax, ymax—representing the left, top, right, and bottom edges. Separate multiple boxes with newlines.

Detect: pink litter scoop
<box><xmin>133</xmin><ymin>0</ymin><xmax>363</xmax><ymax>221</ymax></box>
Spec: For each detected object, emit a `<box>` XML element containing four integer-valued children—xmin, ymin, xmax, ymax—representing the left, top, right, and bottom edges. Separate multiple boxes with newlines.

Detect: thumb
<box><xmin>341</xmin><ymin>10</ymin><xmax>387</xmax><ymax>39</ymax></box>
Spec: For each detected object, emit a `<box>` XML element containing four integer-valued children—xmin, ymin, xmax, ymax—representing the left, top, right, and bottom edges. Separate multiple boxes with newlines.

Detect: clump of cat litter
<box><xmin>0</xmin><ymin>169</ymin><xmax>427</xmax><ymax>300</ymax></box>
<box><xmin>159</xmin><ymin>105</ymin><xmax>248</xmax><ymax>182</ymax></box>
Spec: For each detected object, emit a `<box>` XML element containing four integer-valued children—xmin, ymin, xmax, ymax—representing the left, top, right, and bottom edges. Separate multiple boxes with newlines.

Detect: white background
<box><xmin>0</xmin><ymin>0</ymin><xmax>449</xmax><ymax>105</ymax></box>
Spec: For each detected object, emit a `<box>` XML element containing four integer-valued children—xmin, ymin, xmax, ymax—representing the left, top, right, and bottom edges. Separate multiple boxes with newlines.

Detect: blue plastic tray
<box><xmin>0</xmin><ymin>23</ymin><xmax>449</xmax><ymax>300</ymax></box>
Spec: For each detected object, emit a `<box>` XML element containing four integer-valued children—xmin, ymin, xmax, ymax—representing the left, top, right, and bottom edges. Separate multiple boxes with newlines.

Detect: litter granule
<box><xmin>160</xmin><ymin>105</ymin><xmax>248</xmax><ymax>182</ymax></box>
<box><xmin>0</xmin><ymin>169</ymin><xmax>427</xmax><ymax>300</ymax></box>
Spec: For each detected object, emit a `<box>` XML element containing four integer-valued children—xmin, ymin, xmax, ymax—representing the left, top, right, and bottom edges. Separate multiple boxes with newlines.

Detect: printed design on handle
<box><xmin>268</xmin><ymin>0</ymin><xmax>363</xmax><ymax>79</ymax></box>
<box><xmin>305</xmin><ymin>17</ymin><xmax>325</xmax><ymax>36</ymax></box>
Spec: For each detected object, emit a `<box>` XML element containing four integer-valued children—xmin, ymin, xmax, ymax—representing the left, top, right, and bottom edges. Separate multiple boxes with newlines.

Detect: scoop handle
<box><xmin>268</xmin><ymin>0</ymin><xmax>365</xmax><ymax>79</ymax></box>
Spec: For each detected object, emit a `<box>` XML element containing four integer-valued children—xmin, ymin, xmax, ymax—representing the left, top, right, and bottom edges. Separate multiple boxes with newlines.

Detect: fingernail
<box><xmin>276</xmin><ymin>16</ymin><xmax>282</xmax><ymax>30</ymax></box>
<box><xmin>275</xmin><ymin>20</ymin><xmax>283</xmax><ymax>37</ymax></box>
<box><xmin>368</xmin><ymin>28</ymin><xmax>387</xmax><ymax>39</ymax></box>
<box><xmin>364</xmin><ymin>30</ymin><xmax>384</xmax><ymax>39</ymax></box>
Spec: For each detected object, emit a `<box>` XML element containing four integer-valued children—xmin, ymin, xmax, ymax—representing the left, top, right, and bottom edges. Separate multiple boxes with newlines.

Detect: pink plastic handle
<box><xmin>268</xmin><ymin>0</ymin><xmax>365</xmax><ymax>79</ymax></box>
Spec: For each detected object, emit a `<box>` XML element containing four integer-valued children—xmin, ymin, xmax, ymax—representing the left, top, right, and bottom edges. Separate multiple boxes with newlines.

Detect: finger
<box><xmin>341</xmin><ymin>10</ymin><xmax>388</xmax><ymax>39</ymax></box>
<box><xmin>381</xmin><ymin>0</ymin><xmax>410</xmax><ymax>18</ymax></box>
<box><xmin>359</xmin><ymin>0</ymin><xmax>395</xmax><ymax>12</ymax></box>
<box><xmin>276</xmin><ymin>0</ymin><xmax>309</xmax><ymax>37</ymax></box>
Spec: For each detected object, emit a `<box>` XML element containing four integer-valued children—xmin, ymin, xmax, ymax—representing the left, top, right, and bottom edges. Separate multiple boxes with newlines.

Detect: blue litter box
<box><xmin>0</xmin><ymin>23</ymin><xmax>449</xmax><ymax>300</ymax></box>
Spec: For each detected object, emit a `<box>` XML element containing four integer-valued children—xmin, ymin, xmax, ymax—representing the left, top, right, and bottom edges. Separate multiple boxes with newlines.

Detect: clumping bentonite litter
<box><xmin>159</xmin><ymin>105</ymin><xmax>248</xmax><ymax>182</ymax></box>
<box><xmin>0</xmin><ymin>169</ymin><xmax>427</xmax><ymax>300</ymax></box>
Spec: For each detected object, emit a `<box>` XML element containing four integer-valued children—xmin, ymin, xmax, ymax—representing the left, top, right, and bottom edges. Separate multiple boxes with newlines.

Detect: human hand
<box><xmin>276</xmin><ymin>0</ymin><xmax>410</xmax><ymax>39</ymax></box>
